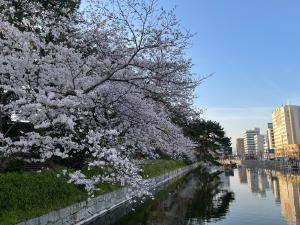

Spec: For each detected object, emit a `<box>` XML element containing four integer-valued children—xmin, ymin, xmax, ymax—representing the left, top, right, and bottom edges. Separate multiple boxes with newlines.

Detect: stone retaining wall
<box><xmin>241</xmin><ymin>160</ymin><xmax>297</xmax><ymax>172</ymax></box>
<box><xmin>17</xmin><ymin>163</ymin><xmax>200</xmax><ymax>225</ymax></box>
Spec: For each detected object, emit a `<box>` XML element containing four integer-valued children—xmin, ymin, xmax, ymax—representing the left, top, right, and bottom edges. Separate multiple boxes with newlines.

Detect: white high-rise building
<box><xmin>244</xmin><ymin>128</ymin><xmax>261</xmax><ymax>157</ymax></box>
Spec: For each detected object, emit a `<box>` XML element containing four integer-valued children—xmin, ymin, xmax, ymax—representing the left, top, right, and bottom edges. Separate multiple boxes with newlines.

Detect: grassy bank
<box><xmin>142</xmin><ymin>160</ymin><xmax>187</xmax><ymax>178</ymax></box>
<box><xmin>0</xmin><ymin>160</ymin><xmax>187</xmax><ymax>225</ymax></box>
<box><xmin>0</xmin><ymin>171</ymin><xmax>87</xmax><ymax>225</ymax></box>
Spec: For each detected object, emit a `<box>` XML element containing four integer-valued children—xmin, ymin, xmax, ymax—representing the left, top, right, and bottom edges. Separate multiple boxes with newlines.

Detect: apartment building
<box><xmin>272</xmin><ymin>105</ymin><xmax>300</xmax><ymax>158</ymax></box>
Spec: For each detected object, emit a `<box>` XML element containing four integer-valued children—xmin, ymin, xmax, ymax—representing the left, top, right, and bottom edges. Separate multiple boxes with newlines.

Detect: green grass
<box><xmin>81</xmin><ymin>166</ymin><xmax>122</xmax><ymax>195</ymax></box>
<box><xmin>0</xmin><ymin>160</ymin><xmax>186</xmax><ymax>225</ymax></box>
<box><xmin>141</xmin><ymin>160</ymin><xmax>187</xmax><ymax>178</ymax></box>
<box><xmin>0</xmin><ymin>171</ymin><xmax>87</xmax><ymax>225</ymax></box>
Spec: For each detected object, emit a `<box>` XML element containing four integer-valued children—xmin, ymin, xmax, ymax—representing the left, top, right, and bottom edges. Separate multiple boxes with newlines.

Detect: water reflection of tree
<box><xmin>112</xmin><ymin>168</ymin><xmax>234</xmax><ymax>225</ymax></box>
<box><xmin>186</xmin><ymin>169</ymin><xmax>235</xmax><ymax>223</ymax></box>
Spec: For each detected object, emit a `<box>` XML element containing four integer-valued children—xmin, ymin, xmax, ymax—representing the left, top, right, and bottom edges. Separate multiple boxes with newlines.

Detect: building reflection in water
<box><xmin>238</xmin><ymin>166</ymin><xmax>248</xmax><ymax>184</ymax></box>
<box><xmin>278</xmin><ymin>173</ymin><xmax>300</xmax><ymax>225</ymax></box>
<box><xmin>247</xmin><ymin>168</ymin><xmax>259</xmax><ymax>194</ymax></box>
<box><xmin>272</xmin><ymin>176</ymin><xmax>281</xmax><ymax>203</ymax></box>
<box><xmin>238</xmin><ymin>167</ymin><xmax>300</xmax><ymax>225</ymax></box>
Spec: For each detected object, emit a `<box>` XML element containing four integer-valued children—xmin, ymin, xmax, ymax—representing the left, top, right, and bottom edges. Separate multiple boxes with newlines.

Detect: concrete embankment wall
<box><xmin>17</xmin><ymin>162</ymin><xmax>200</xmax><ymax>225</ymax></box>
<box><xmin>241</xmin><ymin>160</ymin><xmax>294</xmax><ymax>171</ymax></box>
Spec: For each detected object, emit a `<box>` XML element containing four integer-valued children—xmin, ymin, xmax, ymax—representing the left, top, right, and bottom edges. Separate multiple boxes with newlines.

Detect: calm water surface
<box><xmin>111</xmin><ymin>167</ymin><xmax>300</xmax><ymax>225</ymax></box>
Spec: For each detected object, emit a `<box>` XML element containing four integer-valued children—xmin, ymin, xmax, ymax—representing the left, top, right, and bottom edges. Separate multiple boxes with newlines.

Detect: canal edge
<box><xmin>16</xmin><ymin>162</ymin><xmax>201</xmax><ymax>225</ymax></box>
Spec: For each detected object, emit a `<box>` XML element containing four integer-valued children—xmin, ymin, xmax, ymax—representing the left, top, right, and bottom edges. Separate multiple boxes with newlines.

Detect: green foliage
<box><xmin>5</xmin><ymin>159</ymin><xmax>26</xmax><ymax>172</ymax></box>
<box><xmin>0</xmin><ymin>171</ymin><xmax>87</xmax><ymax>225</ymax></box>
<box><xmin>1</xmin><ymin>0</ymin><xmax>81</xmax><ymax>26</ymax></box>
<box><xmin>81</xmin><ymin>166</ymin><xmax>121</xmax><ymax>195</ymax></box>
<box><xmin>175</xmin><ymin>116</ymin><xmax>232</xmax><ymax>162</ymax></box>
<box><xmin>32</xmin><ymin>0</ymin><xmax>81</xmax><ymax>12</ymax></box>
<box><xmin>141</xmin><ymin>160</ymin><xmax>186</xmax><ymax>178</ymax></box>
<box><xmin>95</xmin><ymin>183</ymin><xmax>121</xmax><ymax>196</ymax></box>
<box><xmin>52</xmin><ymin>149</ymin><xmax>90</xmax><ymax>170</ymax></box>
<box><xmin>0</xmin><ymin>122</ymin><xmax>34</xmax><ymax>148</ymax></box>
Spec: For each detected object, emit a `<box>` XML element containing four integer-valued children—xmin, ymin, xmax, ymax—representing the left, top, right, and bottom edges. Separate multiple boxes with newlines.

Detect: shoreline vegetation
<box><xmin>0</xmin><ymin>159</ymin><xmax>187</xmax><ymax>225</ymax></box>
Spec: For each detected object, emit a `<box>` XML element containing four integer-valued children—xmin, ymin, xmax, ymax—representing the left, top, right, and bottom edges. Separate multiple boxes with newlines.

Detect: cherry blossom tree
<box><xmin>0</xmin><ymin>0</ymin><xmax>198</xmax><ymax>194</ymax></box>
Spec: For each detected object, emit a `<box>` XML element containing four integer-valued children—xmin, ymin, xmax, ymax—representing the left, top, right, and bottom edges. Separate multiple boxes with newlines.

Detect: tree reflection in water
<box><xmin>112</xmin><ymin>168</ymin><xmax>234</xmax><ymax>225</ymax></box>
<box><xmin>186</xmin><ymin>169</ymin><xmax>235</xmax><ymax>224</ymax></box>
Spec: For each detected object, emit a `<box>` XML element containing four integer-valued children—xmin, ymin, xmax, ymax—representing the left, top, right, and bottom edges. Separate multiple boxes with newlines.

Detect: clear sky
<box><xmin>159</xmin><ymin>0</ymin><xmax>300</xmax><ymax>150</ymax></box>
<box><xmin>81</xmin><ymin>0</ymin><xmax>300</xmax><ymax>150</ymax></box>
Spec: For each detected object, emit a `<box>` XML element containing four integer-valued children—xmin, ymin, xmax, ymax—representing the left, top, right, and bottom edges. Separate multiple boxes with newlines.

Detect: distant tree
<box><xmin>174</xmin><ymin>117</ymin><xmax>232</xmax><ymax>163</ymax></box>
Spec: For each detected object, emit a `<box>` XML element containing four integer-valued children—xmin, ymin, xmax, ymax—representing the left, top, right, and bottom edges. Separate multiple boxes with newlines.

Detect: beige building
<box><xmin>272</xmin><ymin>105</ymin><xmax>300</xmax><ymax>158</ymax></box>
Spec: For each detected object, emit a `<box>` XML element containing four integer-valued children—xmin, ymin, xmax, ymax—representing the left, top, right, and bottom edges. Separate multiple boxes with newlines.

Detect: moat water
<box><xmin>108</xmin><ymin>166</ymin><xmax>300</xmax><ymax>225</ymax></box>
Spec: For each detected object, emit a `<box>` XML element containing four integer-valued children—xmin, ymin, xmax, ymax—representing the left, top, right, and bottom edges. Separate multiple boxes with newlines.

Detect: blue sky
<box><xmin>159</xmin><ymin>0</ymin><xmax>300</xmax><ymax>149</ymax></box>
<box><xmin>81</xmin><ymin>0</ymin><xmax>300</xmax><ymax>149</ymax></box>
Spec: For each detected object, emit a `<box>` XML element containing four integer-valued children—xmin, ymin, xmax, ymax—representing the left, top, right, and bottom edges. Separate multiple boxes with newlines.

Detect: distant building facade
<box><xmin>236</xmin><ymin>138</ymin><xmax>245</xmax><ymax>158</ymax></box>
<box><xmin>264</xmin><ymin>123</ymin><xmax>275</xmax><ymax>159</ymax></box>
<box><xmin>244</xmin><ymin>128</ymin><xmax>261</xmax><ymax>157</ymax></box>
<box><xmin>238</xmin><ymin>166</ymin><xmax>247</xmax><ymax>184</ymax></box>
<box><xmin>272</xmin><ymin>105</ymin><xmax>300</xmax><ymax>158</ymax></box>
<box><xmin>265</xmin><ymin>123</ymin><xmax>275</xmax><ymax>149</ymax></box>
<box><xmin>254</xmin><ymin>134</ymin><xmax>265</xmax><ymax>158</ymax></box>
